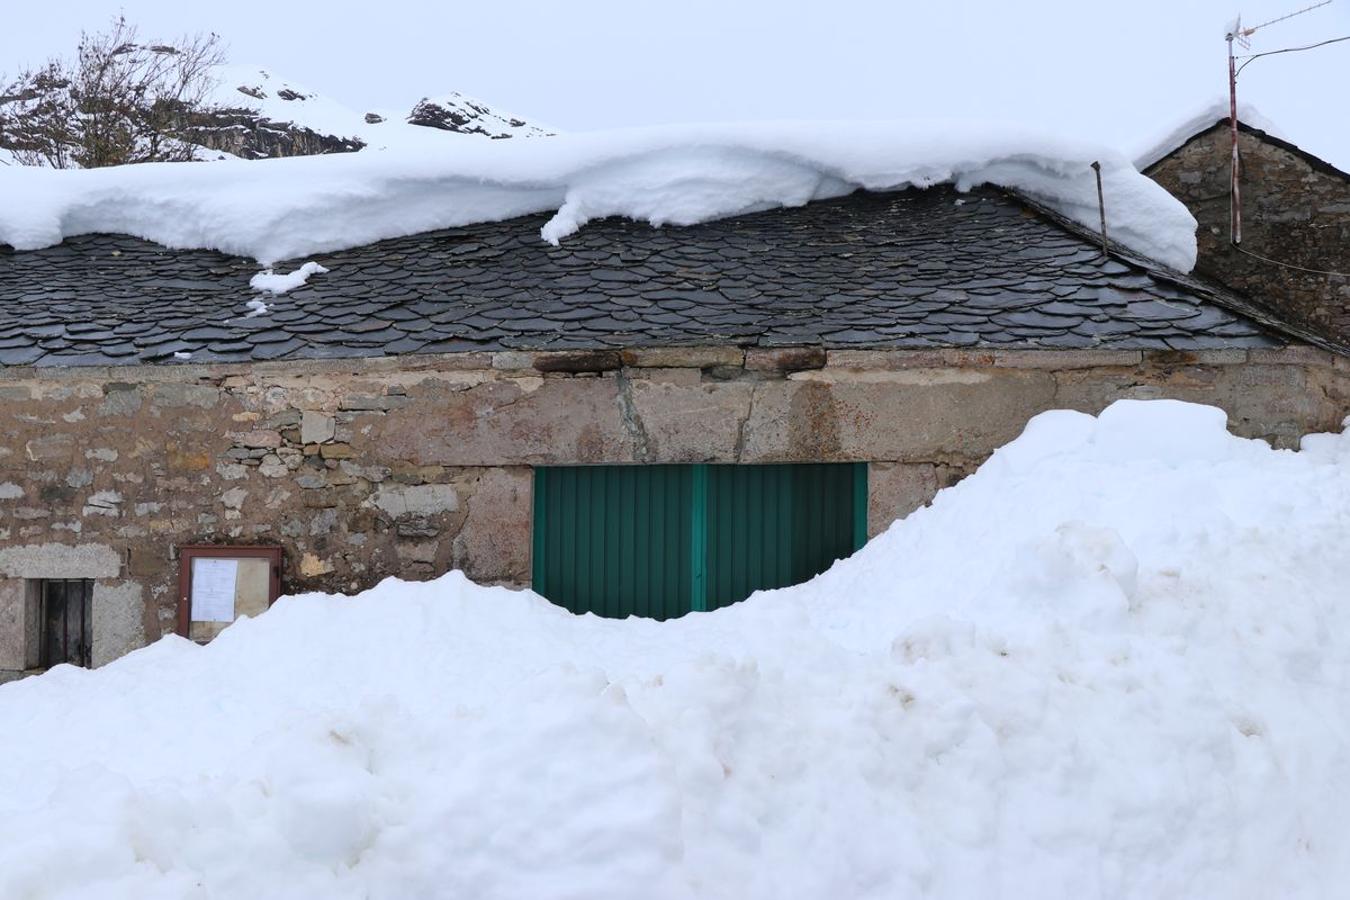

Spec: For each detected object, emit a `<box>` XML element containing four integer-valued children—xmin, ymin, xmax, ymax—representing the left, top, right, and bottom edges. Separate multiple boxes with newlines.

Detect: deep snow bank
<box><xmin>0</xmin><ymin>121</ymin><xmax>1198</xmax><ymax>271</ymax></box>
<box><xmin>2</xmin><ymin>399</ymin><xmax>1349</xmax><ymax>900</ymax></box>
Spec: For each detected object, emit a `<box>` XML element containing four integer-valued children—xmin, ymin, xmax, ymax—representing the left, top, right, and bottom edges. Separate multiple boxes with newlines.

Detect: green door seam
<box><xmin>690</xmin><ymin>464</ymin><xmax>708</xmax><ymax>612</ymax></box>
<box><xmin>852</xmin><ymin>462</ymin><xmax>869</xmax><ymax>551</ymax></box>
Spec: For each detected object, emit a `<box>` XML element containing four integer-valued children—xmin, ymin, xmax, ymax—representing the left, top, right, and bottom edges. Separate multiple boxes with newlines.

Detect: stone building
<box><xmin>1</xmin><ymin>183</ymin><xmax>1347</xmax><ymax>677</ymax></box>
<box><xmin>1143</xmin><ymin>115</ymin><xmax>1350</xmax><ymax>350</ymax></box>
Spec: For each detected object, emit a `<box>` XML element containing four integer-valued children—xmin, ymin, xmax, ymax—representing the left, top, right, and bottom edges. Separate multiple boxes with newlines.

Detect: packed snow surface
<box><xmin>0</xmin><ymin>122</ymin><xmax>1199</xmax><ymax>271</ymax></box>
<box><xmin>3</xmin><ymin>399</ymin><xmax>1349</xmax><ymax>899</ymax></box>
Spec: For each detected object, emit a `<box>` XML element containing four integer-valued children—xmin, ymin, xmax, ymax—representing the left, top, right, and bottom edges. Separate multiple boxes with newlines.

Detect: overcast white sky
<box><xmin>3</xmin><ymin>0</ymin><xmax>1347</xmax><ymax>167</ymax></box>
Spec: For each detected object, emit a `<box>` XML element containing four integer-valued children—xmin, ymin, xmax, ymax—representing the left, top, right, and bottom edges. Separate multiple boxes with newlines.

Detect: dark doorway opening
<box><xmin>38</xmin><ymin>578</ymin><xmax>93</xmax><ymax>668</ymax></box>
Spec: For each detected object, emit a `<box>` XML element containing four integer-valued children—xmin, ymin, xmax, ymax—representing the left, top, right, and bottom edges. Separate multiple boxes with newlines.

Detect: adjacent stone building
<box><xmin>1144</xmin><ymin>116</ymin><xmax>1350</xmax><ymax>350</ymax></box>
<box><xmin>1</xmin><ymin>184</ymin><xmax>1347</xmax><ymax>677</ymax></box>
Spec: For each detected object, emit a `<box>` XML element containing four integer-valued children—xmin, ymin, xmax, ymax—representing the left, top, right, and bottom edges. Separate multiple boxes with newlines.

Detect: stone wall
<box><xmin>1146</xmin><ymin>124</ymin><xmax>1350</xmax><ymax>348</ymax></box>
<box><xmin>0</xmin><ymin>344</ymin><xmax>1347</xmax><ymax>674</ymax></box>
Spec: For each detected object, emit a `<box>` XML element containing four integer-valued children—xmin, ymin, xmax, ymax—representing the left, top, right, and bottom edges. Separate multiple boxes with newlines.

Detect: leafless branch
<box><xmin>0</xmin><ymin>16</ymin><xmax>225</xmax><ymax>168</ymax></box>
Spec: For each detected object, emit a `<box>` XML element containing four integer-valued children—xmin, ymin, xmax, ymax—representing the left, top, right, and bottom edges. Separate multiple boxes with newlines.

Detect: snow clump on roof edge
<box><xmin>0</xmin><ymin>121</ymin><xmax>1199</xmax><ymax>271</ymax></box>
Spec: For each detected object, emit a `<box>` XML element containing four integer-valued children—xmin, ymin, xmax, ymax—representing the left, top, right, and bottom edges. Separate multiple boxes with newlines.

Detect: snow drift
<box><xmin>2</xmin><ymin>399</ymin><xmax>1349</xmax><ymax>899</ymax></box>
<box><xmin>0</xmin><ymin>121</ymin><xmax>1199</xmax><ymax>271</ymax></box>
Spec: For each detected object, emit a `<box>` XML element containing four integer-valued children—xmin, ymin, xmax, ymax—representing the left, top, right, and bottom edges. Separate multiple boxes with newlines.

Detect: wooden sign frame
<box><xmin>176</xmin><ymin>544</ymin><xmax>283</xmax><ymax>638</ymax></box>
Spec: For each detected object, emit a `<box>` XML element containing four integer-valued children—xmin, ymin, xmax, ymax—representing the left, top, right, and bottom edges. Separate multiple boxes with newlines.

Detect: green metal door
<box><xmin>532</xmin><ymin>463</ymin><xmax>866</xmax><ymax>619</ymax></box>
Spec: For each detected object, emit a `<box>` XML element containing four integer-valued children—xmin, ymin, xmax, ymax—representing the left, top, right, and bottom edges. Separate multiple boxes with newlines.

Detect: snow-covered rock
<box><xmin>0</xmin><ymin>121</ymin><xmax>1200</xmax><ymax>271</ymax></box>
<box><xmin>1</xmin><ymin>399</ymin><xmax>1348</xmax><ymax>898</ymax></box>
<box><xmin>407</xmin><ymin>92</ymin><xmax>550</xmax><ymax>139</ymax></box>
<box><xmin>209</xmin><ymin>66</ymin><xmax>550</xmax><ymax>155</ymax></box>
<box><xmin>0</xmin><ymin>63</ymin><xmax>550</xmax><ymax>167</ymax></box>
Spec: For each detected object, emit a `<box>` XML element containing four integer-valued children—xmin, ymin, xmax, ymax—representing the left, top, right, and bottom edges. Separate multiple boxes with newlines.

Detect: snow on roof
<box><xmin>0</xmin><ymin>121</ymin><xmax>1200</xmax><ymax>272</ymax></box>
<box><xmin>1132</xmin><ymin>99</ymin><xmax>1285</xmax><ymax>171</ymax></box>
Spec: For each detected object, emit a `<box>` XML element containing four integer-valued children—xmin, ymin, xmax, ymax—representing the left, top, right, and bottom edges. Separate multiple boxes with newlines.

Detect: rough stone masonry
<box><xmin>0</xmin><ymin>344</ymin><xmax>1347</xmax><ymax>675</ymax></box>
<box><xmin>1147</xmin><ymin>123</ymin><xmax>1350</xmax><ymax>350</ymax></box>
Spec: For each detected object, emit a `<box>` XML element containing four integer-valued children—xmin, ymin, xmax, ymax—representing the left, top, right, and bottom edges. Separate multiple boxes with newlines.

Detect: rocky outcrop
<box><xmin>186</xmin><ymin>107</ymin><xmax>365</xmax><ymax>160</ymax></box>
<box><xmin>407</xmin><ymin>93</ymin><xmax>549</xmax><ymax>139</ymax></box>
<box><xmin>1</xmin><ymin>67</ymin><xmax>549</xmax><ymax>165</ymax></box>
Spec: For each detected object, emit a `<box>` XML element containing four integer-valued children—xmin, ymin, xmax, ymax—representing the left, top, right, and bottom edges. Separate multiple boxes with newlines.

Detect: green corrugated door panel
<box><xmin>705</xmin><ymin>463</ymin><xmax>865</xmax><ymax>611</ymax></box>
<box><xmin>533</xmin><ymin>465</ymin><xmax>693</xmax><ymax>620</ymax></box>
<box><xmin>533</xmin><ymin>462</ymin><xmax>866</xmax><ymax>618</ymax></box>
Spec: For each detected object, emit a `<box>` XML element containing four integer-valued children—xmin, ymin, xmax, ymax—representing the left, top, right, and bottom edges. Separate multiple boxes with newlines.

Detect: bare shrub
<box><xmin>0</xmin><ymin>17</ymin><xmax>224</xmax><ymax>168</ymax></box>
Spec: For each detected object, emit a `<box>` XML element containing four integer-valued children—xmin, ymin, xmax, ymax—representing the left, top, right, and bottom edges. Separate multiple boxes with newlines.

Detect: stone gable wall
<box><xmin>0</xmin><ymin>345</ymin><xmax>1346</xmax><ymax>676</ymax></box>
<box><xmin>1146</xmin><ymin>125</ymin><xmax>1350</xmax><ymax>347</ymax></box>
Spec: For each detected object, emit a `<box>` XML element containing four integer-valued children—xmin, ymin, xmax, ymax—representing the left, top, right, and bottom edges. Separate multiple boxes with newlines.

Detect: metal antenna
<box><xmin>1224</xmin><ymin>0</ymin><xmax>1337</xmax><ymax>244</ymax></box>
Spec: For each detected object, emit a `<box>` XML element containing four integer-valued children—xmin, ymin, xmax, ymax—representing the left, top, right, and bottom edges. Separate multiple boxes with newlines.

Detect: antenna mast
<box><xmin>1224</xmin><ymin>0</ymin><xmax>1335</xmax><ymax>244</ymax></box>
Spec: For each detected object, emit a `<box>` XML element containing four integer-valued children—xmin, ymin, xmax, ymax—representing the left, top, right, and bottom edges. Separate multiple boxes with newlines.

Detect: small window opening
<box><xmin>38</xmin><ymin>579</ymin><xmax>93</xmax><ymax>668</ymax></box>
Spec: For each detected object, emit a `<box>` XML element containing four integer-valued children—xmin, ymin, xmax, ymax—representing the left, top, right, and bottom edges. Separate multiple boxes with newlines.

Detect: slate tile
<box><xmin>0</xmin><ymin>185</ymin><xmax>1289</xmax><ymax>368</ymax></box>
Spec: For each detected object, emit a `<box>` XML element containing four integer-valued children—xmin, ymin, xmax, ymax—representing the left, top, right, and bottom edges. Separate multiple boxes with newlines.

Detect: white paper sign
<box><xmin>192</xmin><ymin>557</ymin><xmax>239</xmax><ymax>622</ymax></box>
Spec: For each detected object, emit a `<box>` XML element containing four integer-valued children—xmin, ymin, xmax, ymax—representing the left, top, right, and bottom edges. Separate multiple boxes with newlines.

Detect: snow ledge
<box><xmin>0</xmin><ymin>121</ymin><xmax>1199</xmax><ymax>272</ymax></box>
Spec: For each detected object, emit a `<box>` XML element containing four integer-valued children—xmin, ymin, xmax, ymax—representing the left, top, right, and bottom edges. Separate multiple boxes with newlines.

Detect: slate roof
<box><xmin>0</xmin><ymin>184</ymin><xmax>1290</xmax><ymax>368</ymax></box>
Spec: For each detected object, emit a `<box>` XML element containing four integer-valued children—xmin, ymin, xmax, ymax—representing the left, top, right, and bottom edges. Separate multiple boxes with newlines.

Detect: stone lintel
<box><xmin>3</xmin><ymin>344</ymin><xmax>1342</xmax><ymax>387</ymax></box>
<box><xmin>0</xmin><ymin>543</ymin><xmax>122</xmax><ymax>579</ymax></box>
<box><xmin>1246</xmin><ymin>346</ymin><xmax>1339</xmax><ymax>367</ymax></box>
<box><xmin>620</xmin><ymin>347</ymin><xmax>745</xmax><ymax>369</ymax></box>
<box><xmin>744</xmin><ymin>347</ymin><xmax>827</xmax><ymax>373</ymax></box>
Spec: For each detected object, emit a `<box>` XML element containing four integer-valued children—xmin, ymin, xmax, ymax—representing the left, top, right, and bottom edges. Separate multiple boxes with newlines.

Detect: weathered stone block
<box><xmin>231</xmin><ymin>430</ymin><xmax>283</xmax><ymax>449</ymax></box>
<box><xmin>150</xmin><ymin>383</ymin><xmax>218</xmax><ymax>409</ymax></box>
<box><xmin>626</xmin><ymin>380</ymin><xmax>753</xmax><ymax>463</ymax></box>
<box><xmin>301</xmin><ymin>410</ymin><xmax>336</xmax><ymax>444</ymax></box>
<box><xmin>340</xmin><ymin>394</ymin><xmax>401</xmax><ymax>412</ymax></box>
<box><xmin>96</xmin><ymin>387</ymin><xmax>142</xmax><ymax>416</ymax></box>
<box><xmin>82</xmin><ymin>491</ymin><xmax>123</xmax><ymax>517</ymax></box>
<box><xmin>867</xmin><ymin>462</ymin><xmax>939</xmax><ymax>537</ymax></box>
<box><xmin>453</xmin><ymin>467</ymin><xmax>532</xmax><ymax>583</ymax></box>
<box><xmin>91</xmin><ymin>581</ymin><xmax>145</xmax><ymax>668</ymax></box>
<box><xmin>745</xmin><ymin>347</ymin><xmax>827</xmax><ymax>373</ymax></box>
<box><xmin>0</xmin><ymin>579</ymin><xmax>29</xmax><ymax>670</ymax></box>
<box><xmin>369</xmin><ymin>483</ymin><xmax>459</xmax><ymax>517</ymax></box>
<box><xmin>319</xmin><ymin>443</ymin><xmax>356</xmax><ymax>460</ymax></box>
<box><xmin>25</xmin><ymin>433</ymin><xmax>75</xmax><ymax>461</ymax></box>
<box><xmin>992</xmin><ymin>349</ymin><xmax>1145</xmax><ymax>370</ymax></box>
<box><xmin>0</xmin><ymin>543</ymin><xmax>121</xmax><ymax>579</ymax></box>
<box><xmin>395</xmin><ymin>541</ymin><xmax>438</xmax><ymax>564</ymax></box>
<box><xmin>532</xmin><ymin>350</ymin><xmax>622</xmax><ymax>373</ymax></box>
<box><xmin>395</xmin><ymin>516</ymin><xmax>440</xmax><ymax>539</ymax></box>
<box><xmin>390</xmin><ymin>461</ymin><xmax>445</xmax><ymax>484</ymax></box>
<box><xmin>620</xmin><ymin>347</ymin><xmax>744</xmax><ymax>369</ymax></box>
<box><xmin>376</xmin><ymin>378</ymin><xmax>635</xmax><ymax>466</ymax></box>
<box><xmin>299</xmin><ymin>553</ymin><xmax>334</xmax><ymax>577</ymax></box>
<box><xmin>742</xmin><ymin>370</ymin><xmax>1057</xmax><ymax>461</ymax></box>
<box><xmin>491</xmin><ymin>351</ymin><xmax>536</xmax><ymax>370</ymax></box>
